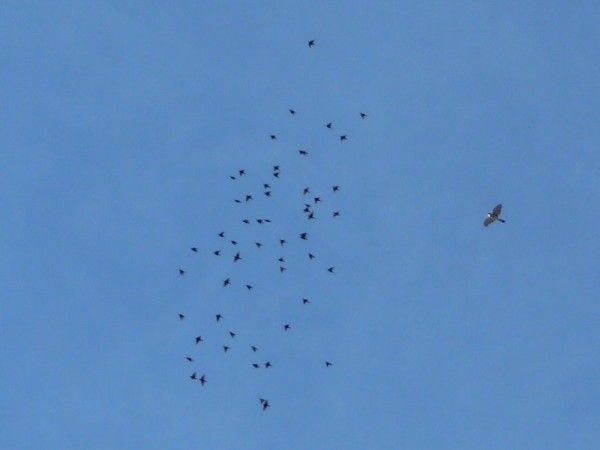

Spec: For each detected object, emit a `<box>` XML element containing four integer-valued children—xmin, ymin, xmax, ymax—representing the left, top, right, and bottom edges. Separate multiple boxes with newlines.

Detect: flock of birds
<box><xmin>171</xmin><ymin>39</ymin><xmax>507</xmax><ymax>413</ymax></box>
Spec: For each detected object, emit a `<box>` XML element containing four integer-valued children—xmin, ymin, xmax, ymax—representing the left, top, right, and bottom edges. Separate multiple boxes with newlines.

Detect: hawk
<box><xmin>483</xmin><ymin>204</ymin><xmax>506</xmax><ymax>227</ymax></box>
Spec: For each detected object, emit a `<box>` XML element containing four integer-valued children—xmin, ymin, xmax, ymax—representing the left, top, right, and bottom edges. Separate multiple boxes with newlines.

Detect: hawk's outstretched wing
<box><xmin>492</xmin><ymin>204</ymin><xmax>502</xmax><ymax>216</ymax></box>
<box><xmin>483</xmin><ymin>216</ymin><xmax>494</xmax><ymax>227</ymax></box>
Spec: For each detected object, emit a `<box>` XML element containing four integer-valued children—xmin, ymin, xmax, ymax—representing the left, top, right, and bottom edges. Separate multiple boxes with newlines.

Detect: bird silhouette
<box><xmin>327</xmin><ymin>267</ymin><xmax>335</xmax><ymax>273</ymax></box>
<box><xmin>213</xmin><ymin>250</ymin><xmax>221</xmax><ymax>256</ymax></box>
<box><xmin>185</xmin><ymin>356</ymin><xmax>193</xmax><ymax>362</ymax></box>
<box><xmin>483</xmin><ymin>204</ymin><xmax>506</xmax><ymax>227</ymax></box>
<box><xmin>190</xmin><ymin>371</ymin><xmax>197</xmax><ymax>380</ymax></box>
<box><xmin>284</xmin><ymin>324</ymin><xmax>291</xmax><ymax>331</ymax></box>
<box><xmin>239</xmin><ymin>169</ymin><xmax>246</xmax><ymax>176</ymax></box>
<box><xmin>223</xmin><ymin>278</ymin><xmax>231</xmax><ymax>287</ymax></box>
<box><xmin>300</xmin><ymin>232</ymin><xmax>308</xmax><ymax>240</ymax></box>
<box><xmin>264</xmin><ymin>191</ymin><xmax>272</xmax><ymax>197</ymax></box>
<box><xmin>308</xmin><ymin>253</ymin><xmax>315</xmax><ymax>260</ymax></box>
<box><xmin>229</xmin><ymin>175</ymin><xmax>236</xmax><ymax>180</ymax></box>
<box><xmin>223</xmin><ymin>346</ymin><xmax>230</xmax><ymax>353</ymax></box>
<box><xmin>303</xmin><ymin>206</ymin><xmax>311</xmax><ymax>213</ymax></box>
<box><xmin>333</xmin><ymin>211</ymin><xmax>340</xmax><ymax>217</ymax></box>
<box><xmin>332</xmin><ymin>185</ymin><xmax>340</xmax><ymax>192</ymax></box>
<box><xmin>273</xmin><ymin>165</ymin><xmax>280</xmax><ymax>171</ymax></box>
<box><xmin>218</xmin><ymin>232</ymin><xmax>225</xmax><ymax>238</ymax></box>
<box><xmin>263</xmin><ymin>183</ymin><xmax>271</xmax><ymax>189</ymax></box>
<box><xmin>216</xmin><ymin>314</ymin><xmax>223</xmax><ymax>322</ymax></box>
<box><xmin>257</xmin><ymin>219</ymin><xmax>264</xmax><ymax>224</ymax></box>
<box><xmin>308</xmin><ymin>40</ymin><xmax>315</xmax><ymax>47</ymax></box>
<box><xmin>308</xmin><ymin>212</ymin><xmax>315</xmax><ymax>220</ymax></box>
<box><xmin>264</xmin><ymin>361</ymin><xmax>272</xmax><ymax>368</ymax></box>
<box><xmin>289</xmin><ymin>109</ymin><xmax>296</xmax><ymax>115</ymax></box>
<box><xmin>261</xmin><ymin>399</ymin><xmax>270</xmax><ymax>410</ymax></box>
<box><xmin>234</xmin><ymin>252</ymin><xmax>241</xmax><ymax>262</ymax></box>
<box><xmin>199</xmin><ymin>375</ymin><xmax>207</xmax><ymax>385</ymax></box>
<box><xmin>242</xmin><ymin>219</ymin><xmax>250</xmax><ymax>224</ymax></box>
<box><xmin>326</xmin><ymin>122</ymin><xmax>333</xmax><ymax>129</ymax></box>
<box><xmin>303</xmin><ymin>298</ymin><xmax>310</xmax><ymax>304</ymax></box>
<box><xmin>270</xmin><ymin>134</ymin><xmax>277</xmax><ymax>140</ymax></box>
<box><xmin>252</xmin><ymin>363</ymin><xmax>260</xmax><ymax>369</ymax></box>
<box><xmin>195</xmin><ymin>336</ymin><xmax>203</xmax><ymax>345</ymax></box>
<box><xmin>246</xmin><ymin>284</ymin><xmax>253</xmax><ymax>291</ymax></box>
<box><xmin>234</xmin><ymin>199</ymin><xmax>241</xmax><ymax>203</ymax></box>
<box><xmin>251</xmin><ymin>346</ymin><xmax>258</xmax><ymax>352</ymax></box>
<box><xmin>340</xmin><ymin>135</ymin><xmax>348</xmax><ymax>141</ymax></box>
<box><xmin>231</xmin><ymin>240</ymin><xmax>238</xmax><ymax>245</ymax></box>
<box><xmin>273</xmin><ymin>172</ymin><xmax>280</xmax><ymax>178</ymax></box>
<box><xmin>229</xmin><ymin>331</ymin><xmax>236</xmax><ymax>338</ymax></box>
<box><xmin>178</xmin><ymin>314</ymin><xmax>185</xmax><ymax>320</ymax></box>
<box><xmin>279</xmin><ymin>239</ymin><xmax>286</xmax><ymax>246</ymax></box>
<box><xmin>191</xmin><ymin>247</ymin><xmax>198</xmax><ymax>252</ymax></box>
<box><xmin>360</xmin><ymin>112</ymin><xmax>367</xmax><ymax>119</ymax></box>
<box><xmin>278</xmin><ymin>257</ymin><xmax>285</xmax><ymax>263</ymax></box>
<box><xmin>298</xmin><ymin>150</ymin><xmax>308</xmax><ymax>156</ymax></box>
<box><xmin>279</xmin><ymin>266</ymin><xmax>286</xmax><ymax>273</ymax></box>
<box><xmin>178</xmin><ymin>269</ymin><xmax>186</xmax><ymax>276</ymax></box>
<box><xmin>325</xmin><ymin>361</ymin><xmax>333</xmax><ymax>367</ymax></box>
<box><xmin>314</xmin><ymin>197</ymin><xmax>321</xmax><ymax>203</ymax></box>
<box><xmin>303</xmin><ymin>187</ymin><xmax>310</xmax><ymax>195</ymax></box>
<box><xmin>255</xmin><ymin>242</ymin><xmax>263</xmax><ymax>248</ymax></box>
<box><xmin>245</xmin><ymin>194</ymin><xmax>253</xmax><ymax>202</ymax></box>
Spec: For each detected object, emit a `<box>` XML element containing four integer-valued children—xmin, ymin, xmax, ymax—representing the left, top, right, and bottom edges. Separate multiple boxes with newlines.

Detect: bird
<box><xmin>284</xmin><ymin>324</ymin><xmax>291</xmax><ymax>331</ymax></box>
<box><xmin>299</xmin><ymin>232</ymin><xmax>308</xmax><ymax>240</ymax></box>
<box><xmin>199</xmin><ymin>375</ymin><xmax>207</xmax><ymax>386</ymax></box>
<box><xmin>263</xmin><ymin>183</ymin><xmax>271</xmax><ymax>189</ymax></box>
<box><xmin>223</xmin><ymin>278</ymin><xmax>231</xmax><ymax>287</ymax></box>
<box><xmin>273</xmin><ymin>172</ymin><xmax>280</xmax><ymax>178</ymax></box>
<box><xmin>218</xmin><ymin>232</ymin><xmax>225</xmax><ymax>238</ymax></box>
<box><xmin>264</xmin><ymin>361</ymin><xmax>272</xmax><ymax>368</ymax></box>
<box><xmin>279</xmin><ymin>239</ymin><xmax>286</xmax><ymax>246</ymax></box>
<box><xmin>229</xmin><ymin>331</ymin><xmax>236</xmax><ymax>338</ymax></box>
<box><xmin>340</xmin><ymin>135</ymin><xmax>348</xmax><ymax>141</ymax></box>
<box><xmin>234</xmin><ymin>252</ymin><xmax>241</xmax><ymax>262</ymax></box>
<box><xmin>332</xmin><ymin>185</ymin><xmax>340</xmax><ymax>192</ymax></box>
<box><xmin>308</xmin><ymin>253</ymin><xmax>315</xmax><ymax>260</ymax></box>
<box><xmin>229</xmin><ymin>175</ymin><xmax>236</xmax><ymax>180</ymax></box>
<box><xmin>261</xmin><ymin>399</ymin><xmax>270</xmax><ymax>410</ymax></box>
<box><xmin>245</xmin><ymin>194</ymin><xmax>253</xmax><ymax>202</ymax></box>
<box><xmin>239</xmin><ymin>169</ymin><xmax>246</xmax><ymax>176</ymax></box>
<box><xmin>298</xmin><ymin>150</ymin><xmax>308</xmax><ymax>156</ymax></box>
<box><xmin>270</xmin><ymin>134</ymin><xmax>277</xmax><ymax>140</ymax></box>
<box><xmin>333</xmin><ymin>211</ymin><xmax>340</xmax><ymax>217</ymax></box>
<box><xmin>279</xmin><ymin>266</ymin><xmax>286</xmax><ymax>273</ymax></box>
<box><xmin>325</xmin><ymin>361</ymin><xmax>333</xmax><ymax>367</ymax></box>
<box><xmin>231</xmin><ymin>240</ymin><xmax>238</xmax><ymax>245</ymax></box>
<box><xmin>302</xmin><ymin>298</ymin><xmax>310</xmax><ymax>304</ymax></box>
<box><xmin>216</xmin><ymin>314</ymin><xmax>223</xmax><ymax>322</ymax></box>
<box><xmin>223</xmin><ymin>346</ymin><xmax>230</xmax><ymax>353</ymax></box>
<box><xmin>278</xmin><ymin>257</ymin><xmax>285</xmax><ymax>263</ymax></box>
<box><xmin>483</xmin><ymin>204</ymin><xmax>506</xmax><ymax>227</ymax></box>
<box><xmin>185</xmin><ymin>356</ymin><xmax>193</xmax><ymax>362</ymax></box>
<box><xmin>255</xmin><ymin>242</ymin><xmax>263</xmax><ymax>248</ymax></box>
<box><xmin>190</xmin><ymin>371</ymin><xmax>197</xmax><ymax>380</ymax></box>
<box><xmin>257</xmin><ymin>219</ymin><xmax>264</xmax><ymax>224</ymax></box>
<box><xmin>314</xmin><ymin>197</ymin><xmax>321</xmax><ymax>203</ymax></box>
<box><xmin>213</xmin><ymin>250</ymin><xmax>221</xmax><ymax>256</ymax></box>
<box><xmin>327</xmin><ymin>267</ymin><xmax>335</xmax><ymax>273</ymax></box>
<box><xmin>308</xmin><ymin>39</ymin><xmax>316</xmax><ymax>47</ymax></box>
<box><xmin>360</xmin><ymin>112</ymin><xmax>367</xmax><ymax>119</ymax></box>
<box><xmin>264</xmin><ymin>219</ymin><xmax>272</xmax><ymax>223</ymax></box>
<box><xmin>264</xmin><ymin>191</ymin><xmax>272</xmax><ymax>197</ymax></box>
<box><xmin>252</xmin><ymin>363</ymin><xmax>260</xmax><ymax>369</ymax></box>
<box><xmin>191</xmin><ymin>247</ymin><xmax>198</xmax><ymax>252</ymax></box>
<box><xmin>303</xmin><ymin>187</ymin><xmax>310</xmax><ymax>195</ymax></box>
<box><xmin>273</xmin><ymin>165</ymin><xmax>280</xmax><ymax>171</ymax></box>
<box><xmin>307</xmin><ymin>212</ymin><xmax>315</xmax><ymax>220</ymax></box>
<box><xmin>195</xmin><ymin>336</ymin><xmax>203</xmax><ymax>345</ymax></box>
<box><xmin>246</xmin><ymin>284</ymin><xmax>253</xmax><ymax>291</ymax></box>
<box><xmin>234</xmin><ymin>199</ymin><xmax>242</xmax><ymax>203</ymax></box>
<box><xmin>251</xmin><ymin>346</ymin><xmax>258</xmax><ymax>352</ymax></box>
<box><xmin>303</xmin><ymin>206</ymin><xmax>311</xmax><ymax>213</ymax></box>
<box><xmin>242</xmin><ymin>219</ymin><xmax>250</xmax><ymax>224</ymax></box>
<box><xmin>289</xmin><ymin>109</ymin><xmax>296</xmax><ymax>115</ymax></box>
<box><xmin>178</xmin><ymin>269</ymin><xmax>186</xmax><ymax>276</ymax></box>
<box><xmin>326</xmin><ymin>122</ymin><xmax>333</xmax><ymax>129</ymax></box>
<box><xmin>178</xmin><ymin>314</ymin><xmax>185</xmax><ymax>320</ymax></box>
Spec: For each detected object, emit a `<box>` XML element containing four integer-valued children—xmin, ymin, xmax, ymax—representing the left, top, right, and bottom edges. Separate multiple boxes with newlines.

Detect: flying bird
<box><xmin>252</xmin><ymin>363</ymin><xmax>260</xmax><ymax>369</ymax></box>
<box><xmin>264</xmin><ymin>361</ymin><xmax>272</xmax><ymax>368</ymax></box>
<box><xmin>300</xmin><ymin>232</ymin><xmax>308</xmax><ymax>240</ymax></box>
<box><xmin>360</xmin><ymin>112</ymin><xmax>367</xmax><ymax>119</ymax></box>
<box><xmin>326</xmin><ymin>122</ymin><xmax>333</xmax><ymax>129</ymax></box>
<box><xmin>332</xmin><ymin>185</ymin><xmax>340</xmax><ymax>192</ymax></box>
<box><xmin>223</xmin><ymin>346</ymin><xmax>230</xmax><ymax>353</ymax></box>
<box><xmin>251</xmin><ymin>346</ymin><xmax>258</xmax><ymax>352</ymax></box>
<box><xmin>199</xmin><ymin>375</ymin><xmax>207</xmax><ymax>386</ymax></box>
<box><xmin>246</xmin><ymin>284</ymin><xmax>253</xmax><ymax>291</ymax></box>
<box><xmin>223</xmin><ymin>278</ymin><xmax>231</xmax><ymax>287</ymax></box>
<box><xmin>264</xmin><ymin>191</ymin><xmax>272</xmax><ymax>197</ymax></box>
<box><xmin>483</xmin><ymin>204</ymin><xmax>506</xmax><ymax>227</ymax></box>
<box><xmin>325</xmin><ymin>361</ymin><xmax>333</xmax><ymax>367</ymax></box>
<box><xmin>314</xmin><ymin>197</ymin><xmax>321</xmax><ymax>203</ymax></box>
<box><xmin>190</xmin><ymin>371</ymin><xmax>197</xmax><ymax>380</ymax></box>
<box><xmin>289</xmin><ymin>109</ymin><xmax>296</xmax><ymax>115</ymax></box>
<box><xmin>327</xmin><ymin>267</ymin><xmax>335</xmax><ymax>273</ymax></box>
<box><xmin>279</xmin><ymin>266</ymin><xmax>286</xmax><ymax>273</ymax></box>
<box><xmin>284</xmin><ymin>324</ymin><xmax>291</xmax><ymax>331</ymax></box>
<box><xmin>242</xmin><ymin>219</ymin><xmax>250</xmax><ymax>224</ymax></box>
<box><xmin>245</xmin><ymin>194</ymin><xmax>253</xmax><ymax>202</ymax></box>
<box><xmin>178</xmin><ymin>314</ymin><xmax>185</xmax><ymax>320</ymax></box>
<box><xmin>195</xmin><ymin>336</ymin><xmax>203</xmax><ymax>345</ymax></box>
<box><xmin>303</xmin><ymin>187</ymin><xmax>310</xmax><ymax>195</ymax></box>
<box><xmin>213</xmin><ymin>250</ymin><xmax>221</xmax><ymax>256</ymax></box>
<box><xmin>234</xmin><ymin>252</ymin><xmax>241</xmax><ymax>262</ymax></box>
<box><xmin>263</xmin><ymin>183</ymin><xmax>271</xmax><ymax>189</ymax></box>
<box><xmin>308</xmin><ymin>253</ymin><xmax>315</xmax><ymax>260</ymax></box>
<box><xmin>270</xmin><ymin>134</ymin><xmax>277</xmax><ymax>140</ymax></box>
<box><xmin>229</xmin><ymin>331</ymin><xmax>236</xmax><ymax>338</ymax></box>
<box><xmin>308</xmin><ymin>40</ymin><xmax>316</xmax><ymax>47</ymax></box>
<box><xmin>255</xmin><ymin>242</ymin><xmax>263</xmax><ymax>248</ymax></box>
<box><xmin>216</xmin><ymin>314</ymin><xmax>223</xmax><ymax>322</ymax></box>
<box><xmin>302</xmin><ymin>298</ymin><xmax>310</xmax><ymax>304</ymax></box>
<box><xmin>185</xmin><ymin>356</ymin><xmax>193</xmax><ymax>362</ymax></box>
<box><xmin>239</xmin><ymin>169</ymin><xmax>246</xmax><ymax>176</ymax></box>
<box><xmin>298</xmin><ymin>150</ymin><xmax>308</xmax><ymax>156</ymax></box>
<box><xmin>340</xmin><ymin>135</ymin><xmax>348</xmax><ymax>141</ymax></box>
<box><xmin>191</xmin><ymin>247</ymin><xmax>198</xmax><ymax>252</ymax></box>
<box><xmin>273</xmin><ymin>172</ymin><xmax>280</xmax><ymax>178</ymax></box>
<box><xmin>279</xmin><ymin>239</ymin><xmax>286</xmax><ymax>246</ymax></box>
<box><xmin>218</xmin><ymin>232</ymin><xmax>225</xmax><ymax>238</ymax></box>
<box><xmin>229</xmin><ymin>175</ymin><xmax>236</xmax><ymax>180</ymax></box>
<box><xmin>257</xmin><ymin>219</ymin><xmax>264</xmax><ymax>224</ymax></box>
<box><xmin>308</xmin><ymin>212</ymin><xmax>315</xmax><ymax>220</ymax></box>
<box><xmin>231</xmin><ymin>240</ymin><xmax>238</xmax><ymax>245</ymax></box>
<box><xmin>273</xmin><ymin>165</ymin><xmax>280</xmax><ymax>171</ymax></box>
<box><xmin>333</xmin><ymin>211</ymin><xmax>340</xmax><ymax>217</ymax></box>
<box><xmin>261</xmin><ymin>399</ymin><xmax>270</xmax><ymax>410</ymax></box>
<box><xmin>178</xmin><ymin>269</ymin><xmax>186</xmax><ymax>276</ymax></box>
<box><xmin>234</xmin><ymin>199</ymin><xmax>241</xmax><ymax>203</ymax></box>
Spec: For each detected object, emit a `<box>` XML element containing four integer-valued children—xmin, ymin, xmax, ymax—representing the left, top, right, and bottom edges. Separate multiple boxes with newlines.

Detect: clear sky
<box><xmin>2</xmin><ymin>2</ymin><xmax>599</xmax><ymax>449</ymax></box>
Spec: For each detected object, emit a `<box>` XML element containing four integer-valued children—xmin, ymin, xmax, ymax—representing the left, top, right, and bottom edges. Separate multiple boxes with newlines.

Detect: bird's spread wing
<box><xmin>483</xmin><ymin>216</ymin><xmax>493</xmax><ymax>227</ymax></box>
<box><xmin>492</xmin><ymin>204</ymin><xmax>502</xmax><ymax>216</ymax></box>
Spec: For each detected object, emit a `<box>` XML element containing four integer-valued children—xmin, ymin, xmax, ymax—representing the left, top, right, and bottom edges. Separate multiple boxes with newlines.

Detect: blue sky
<box><xmin>2</xmin><ymin>2</ymin><xmax>599</xmax><ymax>449</ymax></box>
